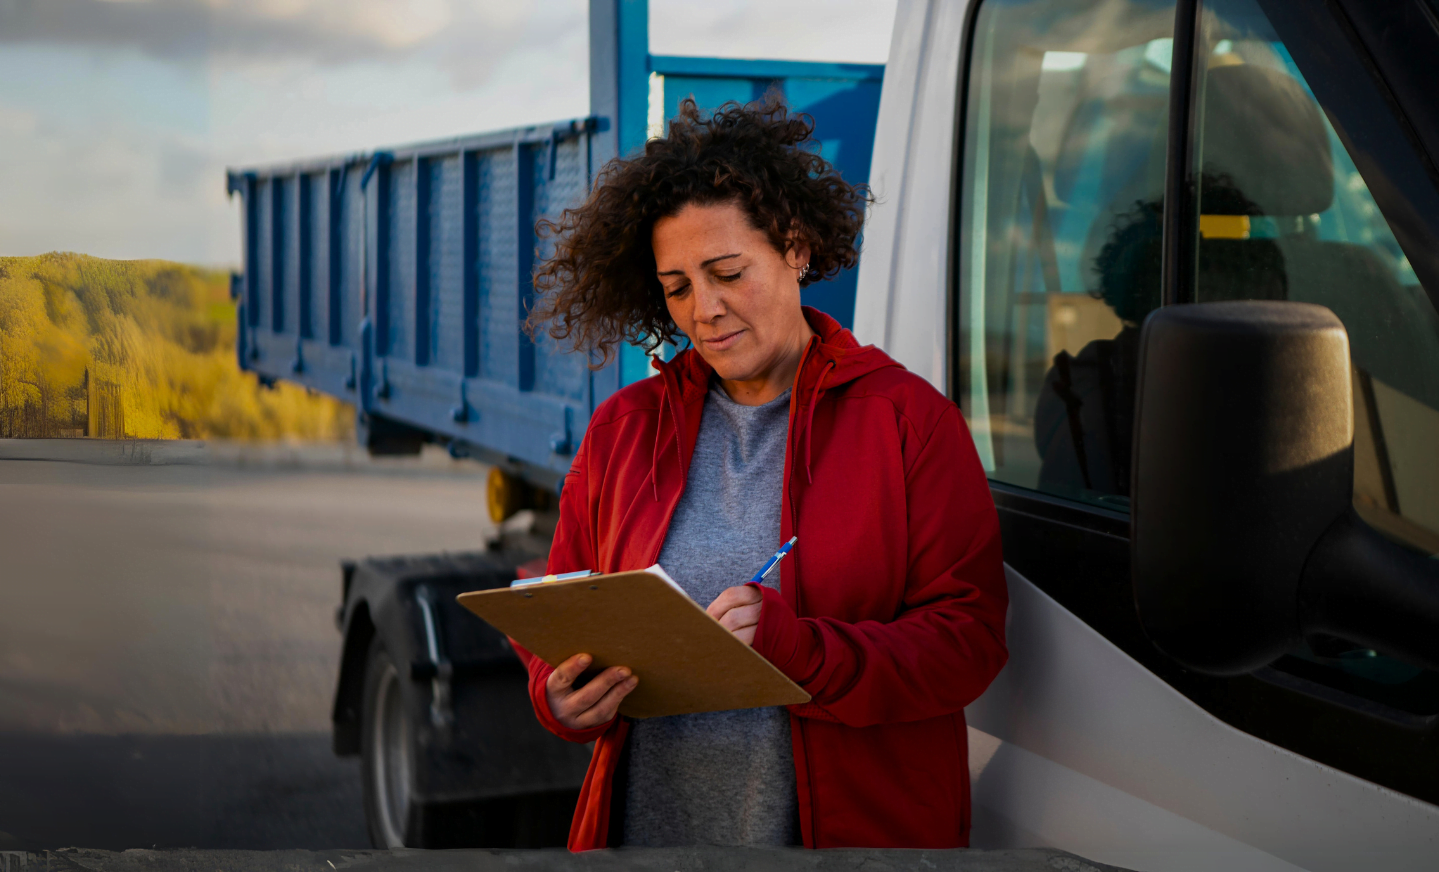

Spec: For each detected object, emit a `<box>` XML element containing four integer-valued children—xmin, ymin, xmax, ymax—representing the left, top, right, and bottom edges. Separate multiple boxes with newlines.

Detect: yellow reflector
<box><xmin>487</xmin><ymin>466</ymin><xmax>520</xmax><ymax>524</ymax></box>
<box><xmin>1200</xmin><ymin>214</ymin><xmax>1251</xmax><ymax>239</ymax></box>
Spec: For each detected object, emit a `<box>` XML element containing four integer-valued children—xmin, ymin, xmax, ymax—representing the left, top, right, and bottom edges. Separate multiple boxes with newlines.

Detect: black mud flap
<box><xmin>334</xmin><ymin>549</ymin><xmax>589</xmax><ymax>847</ymax></box>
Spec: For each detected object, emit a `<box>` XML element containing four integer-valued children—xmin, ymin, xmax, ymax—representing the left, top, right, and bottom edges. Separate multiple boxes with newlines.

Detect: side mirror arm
<box><xmin>1132</xmin><ymin>301</ymin><xmax>1439</xmax><ymax>676</ymax></box>
<box><xmin>1301</xmin><ymin>508</ymin><xmax>1439</xmax><ymax>672</ymax></box>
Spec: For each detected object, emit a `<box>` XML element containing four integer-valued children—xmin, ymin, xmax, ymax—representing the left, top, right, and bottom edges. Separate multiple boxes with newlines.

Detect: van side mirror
<box><xmin>1131</xmin><ymin>301</ymin><xmax>1439</xmax><ymax>676</ymax></box>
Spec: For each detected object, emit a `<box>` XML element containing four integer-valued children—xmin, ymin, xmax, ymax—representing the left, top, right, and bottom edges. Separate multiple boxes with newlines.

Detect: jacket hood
<box><xmin>651</xmin><ymin>307</ymin><xmax>903</xmax><ymax>494</ymax></box>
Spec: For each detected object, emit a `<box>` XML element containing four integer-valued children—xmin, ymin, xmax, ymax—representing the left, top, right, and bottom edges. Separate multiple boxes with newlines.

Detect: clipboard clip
<box><xmin>511</xmin><ymin>569</ymin><xmax>596</xmax><ymax>587</ymax></box>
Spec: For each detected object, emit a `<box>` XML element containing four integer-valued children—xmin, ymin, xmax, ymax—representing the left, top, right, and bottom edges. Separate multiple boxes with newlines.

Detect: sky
<box><xmin>0</xmin><ymin>0</ymin><xmax>897</xmax><ymax>267</ymax></box>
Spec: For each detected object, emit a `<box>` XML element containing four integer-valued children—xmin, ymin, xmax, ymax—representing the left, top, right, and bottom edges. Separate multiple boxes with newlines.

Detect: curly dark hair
<box><xmin>1092</xmin><ymin>198</ymin><xmax>1163</xmax><ymax>325</ymax></box>
<box><xmin>1091</xmin><ymin>173</ymin><xmax>1276</xmax><ymax>324</ymax></box>
<box><xmin>525</xmin><ymin>96</ymin><xmax>871</xmax><ymax>364</ymax></box>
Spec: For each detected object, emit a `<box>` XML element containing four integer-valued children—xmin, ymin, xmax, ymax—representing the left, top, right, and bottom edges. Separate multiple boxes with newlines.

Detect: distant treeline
<box><xmin>0</xmin><ymin>253</ymin><xmax>352</xmax><ymax>440</ymax></box>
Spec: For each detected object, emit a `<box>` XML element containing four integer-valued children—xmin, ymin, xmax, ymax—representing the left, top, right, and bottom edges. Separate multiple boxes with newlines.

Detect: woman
<box><xmin>517</xmin><ymin>99</ymin><xmax>1008</xmax><ymax>851</ymax></box>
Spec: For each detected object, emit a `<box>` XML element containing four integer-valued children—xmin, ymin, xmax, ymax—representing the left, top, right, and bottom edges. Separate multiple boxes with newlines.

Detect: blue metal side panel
<box><xmin>386</xmin><ymin>159</ymin><xmax>416</xmax><ymax>364</ymax></box>
<box><xmin>431</xmin><ymin>155</ymin><xmax>465</xmax><ymax>372</ymax></box>
<box><xmin>618</xmin><ymin>338</ymin><xmax>653</xmax><ymax>388</ymax></box>
<box><xmin>786</xmin><ymin>77</ymin><xmax>881</xmax><ymax>330</ymax></box>
<box><xmin>337</xmin><ymin>166</ymin><xmax>363</xmax><ymax>351</ymax></box>
<box><xmin>230</xmin><ymin>121</ymin><xmax>604</xmax><ymax>484</ymax></box>
<box><xmin>593</xmin><ymin>0</ymin><xmax>650</xmax><ymax>390</ymax></box>
<box><xmin>299</xmin><ymin>172</ymin><xmax>317</xmax><ymax>341</ymax></box>
<box><xmin>255</xmin><ymin>179</ymin><xmax>273</xmax><ymax>335</ymax></box>
<box><xmin>313</xmin><ymin>172</ymin><xmax>329</xmax><ymax>342</ymax></box>
<box><xmin>616</xmin><ymin>1</ymin><xmax>649</xmax><ymax>158</ymax></box>
<box><xmin>662</xmin><ymin>75</ymin><xmax>774</xmax><ymax>117</ymax></box>
<box><xmin>479</xmin><ymin>147</ymin><xmax>517</xmax><ymax>387</ymax></box>
<box><xmin>515</xmin><ymin>143</ymin><xmax>537</xmax><ymax>393</ymax></box>
<box><xmin>463</xmin><ymin>153</ymin><xmax>481</xmax><ymax>378</ymax></box>
<box><xmin>272</xmin><ymin>176</ymin><xmax>290</xmax><ymax>335</ymax></box>
<box><xmin>532</xmin><ymin>136</ymin><xmax>590</xmax><ymax>403</ymax></box>
<box><xmin>324</xmin><ymin>170</ymin><xmax>340</xmax><ymax>347</ymax></box>
<box><xmin>242</xmin><ymin>176</ymin><xmax>260</xmax><ymax>339</ymax></box>
<box><xmin>237</xmin><ymin>172</ymin><xmax>313</xmax><ymax>386</ymax></box>
<box><xmin>648</xmin><ymin>56</ymin><xmax>883</xmax><ymax>82</ymax></box>
<box><xmin>289</xmin><ymin>177</ymin><xmax>303</xmax><ymax>342</ymax></box>
<box><xmin>783</xmin><ymin>77</ymin><xmax>882</xmax><ymax>187</ymax></box>
<box><xmin>415</xmin><ymin>159</ymin><xmax>433</xmax><ymax>367</ymax></box>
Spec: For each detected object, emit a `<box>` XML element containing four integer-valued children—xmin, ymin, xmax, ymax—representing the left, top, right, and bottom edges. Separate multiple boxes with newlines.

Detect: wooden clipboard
<box><xmin>456</xmin><ymin>570</ymin><xmax>810</xmax><ymax>719</ymax></box>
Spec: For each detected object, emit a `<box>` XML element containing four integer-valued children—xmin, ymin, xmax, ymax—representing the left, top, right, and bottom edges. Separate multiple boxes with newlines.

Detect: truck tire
<box><xmin>344</xmin><ymin>550</ymin><xmax>590</xmax><ymax>848</ymax></box>
<box><xmin>361</xmin><ymin>635</ymin><xmax>416</xmax><ymax>848</ymax></box>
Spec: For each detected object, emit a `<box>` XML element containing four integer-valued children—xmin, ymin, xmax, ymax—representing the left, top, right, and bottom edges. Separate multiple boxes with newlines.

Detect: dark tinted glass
<box><xmin>1197</xmin><ymin>0</ymin><xmax>1439</xmax><ymax>714</ymax></box>
<box><xmin>1195</xmin><ymin>0</ymin><xmax>1439</xmax><ymax>559</ymax></box>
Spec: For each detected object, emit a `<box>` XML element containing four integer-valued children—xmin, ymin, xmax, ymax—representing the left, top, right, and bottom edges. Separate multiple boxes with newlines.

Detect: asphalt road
<box><xmin>0</xmin><ymin>440</ymin><xmax>497</xmax><ymax>852</ymax></box>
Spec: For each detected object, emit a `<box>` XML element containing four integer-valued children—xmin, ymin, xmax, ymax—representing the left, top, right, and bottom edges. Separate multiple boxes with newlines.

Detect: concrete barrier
<box><xmin>23</xmin><ymin>847</ymin><xmax>1132</xmax><ymax>872</ymax></box>
<box><xmin>0</xmin><ymin>438</ymin><xmax>487</xmax><ymax>477</ymax></box>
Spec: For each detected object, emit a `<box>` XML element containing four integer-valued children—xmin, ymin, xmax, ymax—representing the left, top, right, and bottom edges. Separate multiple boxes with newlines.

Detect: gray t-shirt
<box><xmin>622</xmin><ymin>383</ymin><xmax>799</xmax><ymax>847</ymax></box>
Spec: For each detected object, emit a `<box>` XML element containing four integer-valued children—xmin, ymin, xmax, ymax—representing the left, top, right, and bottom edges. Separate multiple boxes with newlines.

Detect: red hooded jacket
<box><xmin>515</xmin><ymin>308</ymin><xmax>1008</xmax><ymax>850</ymax></box>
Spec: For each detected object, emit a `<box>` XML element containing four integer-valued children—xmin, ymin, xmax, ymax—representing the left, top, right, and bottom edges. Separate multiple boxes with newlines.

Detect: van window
<box><xmin>1194</xmin><ymin>0</ymin><xmax>1439</xmax><ymax>712</ymax></box>
<box><xmin>1193</xmin><ymin>0</ymin><xmax>1439</xmax><ymax>559</ymax></box>
<box><xmin>956</xmin><ymin>0</ymin><xmax>1177</xmax><ymax>511</ymax></box>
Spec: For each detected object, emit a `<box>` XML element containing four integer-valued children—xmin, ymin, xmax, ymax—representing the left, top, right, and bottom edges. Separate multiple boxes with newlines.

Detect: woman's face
<box><xmin>653</xmin><ymin>200</ymin><xmax>812</xmax><ymax>401</ymax></box>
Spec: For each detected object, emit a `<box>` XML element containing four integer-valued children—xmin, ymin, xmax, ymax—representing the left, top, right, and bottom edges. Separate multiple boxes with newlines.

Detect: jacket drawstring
<box><xmin>650</xmin><ymin>358</ymin><xmax>667</xmax><ymax>501</ymax></box>
<box><xmin>802</xmin><ymin>359</ymin><xmax>835</xmax><ymax>484</ymax></box>
<box><xmin>650</xmin><ymin>415</ymin><xmax>662</xmax><ymax>502</ymax></box>
<box><xmin>650</xmin><ymin>357</ymin><xmax>689</xmax><ymax>502</ymax></box>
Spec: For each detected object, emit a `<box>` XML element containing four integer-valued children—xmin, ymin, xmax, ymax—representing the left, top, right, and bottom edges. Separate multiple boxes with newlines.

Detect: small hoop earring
<box><xmin>799</xmin><ymin>263</ymin><xmax>810</xmax><ymax>281</ymax></box>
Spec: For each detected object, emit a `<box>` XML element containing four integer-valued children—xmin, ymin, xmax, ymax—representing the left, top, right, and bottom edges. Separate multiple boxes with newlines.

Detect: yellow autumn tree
<box><xmin>0</xmin><ymin>252</ymin><xmax>352</xmax><ymax>440</ymax></box>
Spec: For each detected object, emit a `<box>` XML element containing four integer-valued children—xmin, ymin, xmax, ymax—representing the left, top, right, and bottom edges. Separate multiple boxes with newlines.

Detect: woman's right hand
<box><xmin>544</xmin><ymin>653</ymin><xmax>639</xmax><ymax>731</ymax></box>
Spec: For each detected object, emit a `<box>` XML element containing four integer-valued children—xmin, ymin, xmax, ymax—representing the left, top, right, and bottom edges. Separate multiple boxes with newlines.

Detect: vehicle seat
<box><xmin>1199</xmin><ymin>62</ymin><xmax>1416</xmax><ymax>384</ymax></box>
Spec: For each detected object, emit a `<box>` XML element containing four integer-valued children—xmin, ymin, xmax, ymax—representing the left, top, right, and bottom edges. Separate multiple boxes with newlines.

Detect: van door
<box><xmin>951</xmin><ymin>0</ymin><xmax>1439</xmax><ymax>865</ymax></box>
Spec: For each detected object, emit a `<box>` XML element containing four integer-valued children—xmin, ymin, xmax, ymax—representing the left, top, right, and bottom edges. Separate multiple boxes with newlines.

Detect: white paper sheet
<box><xmin>643</xmin><ymin>563</ymin><xmax>692</xmax><ymax>600</ymax></box>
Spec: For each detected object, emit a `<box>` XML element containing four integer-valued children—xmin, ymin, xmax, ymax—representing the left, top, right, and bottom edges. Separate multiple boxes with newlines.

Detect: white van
<box><xmin>856</xmin><ymin>1</ymin><xmax>1439</xmax><ymax>870</ymax></box>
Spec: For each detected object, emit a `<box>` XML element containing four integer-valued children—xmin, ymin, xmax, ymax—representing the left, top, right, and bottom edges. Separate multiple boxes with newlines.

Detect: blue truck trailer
<box><xmin>227</xmin><ymin>1</ymin><xmax>880</xmax><ymax>490</ymax></box>
<box><xmin>225</xmin><ymin>0</ymin><xmax>882</xmax><ymax>848</ymax></box>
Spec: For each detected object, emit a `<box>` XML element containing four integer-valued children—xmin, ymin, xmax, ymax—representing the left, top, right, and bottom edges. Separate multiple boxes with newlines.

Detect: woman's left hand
<box><xmin>707</xmin><ymin>584</ymin><xmax>763</xmax><ymax>646</ymax></box>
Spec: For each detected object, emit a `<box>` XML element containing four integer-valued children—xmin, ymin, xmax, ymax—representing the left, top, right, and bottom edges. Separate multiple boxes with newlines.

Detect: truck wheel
<box><xmin>361</xmin><ymin>636</ymin><xmax>414</xmax><ymax>848</ymax></box>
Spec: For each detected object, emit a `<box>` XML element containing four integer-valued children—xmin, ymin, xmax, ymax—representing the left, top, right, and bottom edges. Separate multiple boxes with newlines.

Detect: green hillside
<box><xmin>0</xmin><ymin>252</ymin><xmax>352</xmax><ymax>440</ymax></box>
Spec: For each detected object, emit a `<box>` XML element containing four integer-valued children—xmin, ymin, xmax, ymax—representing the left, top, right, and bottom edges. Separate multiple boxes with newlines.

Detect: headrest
<box><xmin>1200</xmin><ymin>64</ymin><xmax>1333</xmax><ymax>216</ymax></box>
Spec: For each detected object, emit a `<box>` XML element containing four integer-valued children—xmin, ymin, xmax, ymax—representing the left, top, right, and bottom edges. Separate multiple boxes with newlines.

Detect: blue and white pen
<box><xmin>750</xmin><ymin>536</ymin><xmax>798</xmax><ymax>583</ymax></box>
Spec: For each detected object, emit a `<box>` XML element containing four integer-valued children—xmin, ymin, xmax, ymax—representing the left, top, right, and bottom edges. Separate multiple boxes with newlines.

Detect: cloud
<box><xmin>157</xmin><ymin>139</ymin><xmax>212</xmax><ymax>198</ymax></box>
<box><xmin>0</xmin><ymin>103</ymin><xmax>231</xmax><ymax>262</ymax></box>
<box><xmin>0</xmin><ymin>104</ymin><xmax>39</xmax><ymax>135</ymax></box>
<box><xmin>650</xmin><ymin>0</ymin><xmax>895</xmax><ymax>64</ymax></box>
<box><xmin>426</xmin><ymin>1</ymin><xmax>581</xmax><ymax>90</ymax></box>
<box><xmin>0</xmin><ymin>0</ymin><xmax>890</xmax><ymax>266</ymax></box>
<box><xmin>0</xmin><ymin>0</ymin><xmax>535</xmax><ymax>67</ymax></box>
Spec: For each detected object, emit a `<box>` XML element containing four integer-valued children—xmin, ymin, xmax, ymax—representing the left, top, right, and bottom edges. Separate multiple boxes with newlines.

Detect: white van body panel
<box><xmin>853</xmin><ymin>2</ymin><xmax>1439</xmax><ymax>869</ymax></box>
<box><xmin>969</xmin><ymin>569</ymin><xmax>1439</xmax><ymax>872</ymax></box>
<box><xmin>853</xmin><ymin>0</ymin><xmax>970</xmax><ymax>394</ymax></box>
